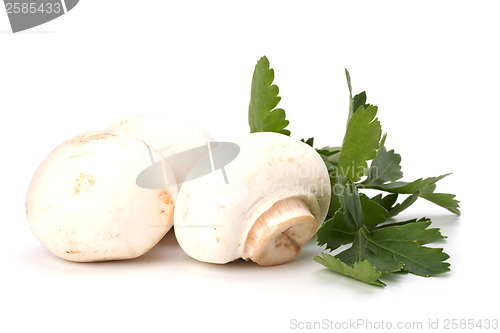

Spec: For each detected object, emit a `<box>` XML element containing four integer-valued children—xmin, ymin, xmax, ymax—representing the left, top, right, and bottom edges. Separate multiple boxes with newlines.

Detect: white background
<box><xmin>1</xmin><ymin>1</ymin><xmax>499</xmax><ymax>332</ymax></box>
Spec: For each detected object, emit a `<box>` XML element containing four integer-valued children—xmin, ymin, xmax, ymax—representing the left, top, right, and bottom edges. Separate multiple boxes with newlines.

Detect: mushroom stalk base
<box><xmin>243</xmin><ymin>197</ymin><xmax>317</xmax><ymax>266</ymax></box>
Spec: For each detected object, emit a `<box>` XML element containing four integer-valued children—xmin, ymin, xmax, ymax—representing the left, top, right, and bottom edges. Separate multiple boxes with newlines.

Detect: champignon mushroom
<box><xmin>107</xmin><ymin>112</ymin><xmax>214</xmax><ymax>187</ymax></box>
<box><xmin>25</xmin><ymin>130</ymin><xmax>175</xmax><ymax>262</ymax></box>
<box><xmin>173</xmin><ymin>132</ymin><xmax>331</xmax><ymax>266</ymax></box>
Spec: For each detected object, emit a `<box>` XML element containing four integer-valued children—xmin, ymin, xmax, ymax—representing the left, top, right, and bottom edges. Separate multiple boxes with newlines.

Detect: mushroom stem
<box><xmin>243</xmin><ymin>197</ymin><xmax>318</xmax><ymax>266</ymax></box>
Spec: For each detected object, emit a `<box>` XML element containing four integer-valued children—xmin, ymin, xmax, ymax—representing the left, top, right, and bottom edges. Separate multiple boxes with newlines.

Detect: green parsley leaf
<box><xmin>314</xmin><ymin>254</ymin><xmax>386</xmax><ymax>287</ymax></box>
<box><xmin>338</xmin><ymin>105</ymin><xmax>382</xmax><ymax>182</ymax></box>
<box><xmin>359</xmin><ymin>194</ymin><xmax>389</xmax><ymax>226</ymax></box>
<box><xmin>352</xmin><ymin>91</ymin><xmax>368</xmax><ymax>115</ymax></box>
<box><xmin>248</xmin><ymin>56</ymin><xmax>290</xmax><ymax>135</ymax></box>
<box><xmin>336</xmin><ymin>221</ymin><xmax>450</xmax><ymax>276</ymax></box>
<box><xmin>345</xmin><ymin>69</ymin><xmax>370</xmax><ymax>122</ymax></box>
<box><xmin>370</xmin><ymin>193</ymin><xmax>399</xmax><ymax>211</ymax></box>
<box><xmin>364</xmin><ymin>174</ymin><xmax>451</xmax><ymax>194</ymax></box>
<box><xmin>318</xmin><ymin>147</ymin><xmax>341</xmax><ymax>174</ymax></box>
<box><xmin>420</xmin><ymin>190</ymin><xmax>461</xmax><ymax>215</ymax></box>
<box><xmin>346</xmin><ymin>69</ymin><xmax>353</xmax><ymax>99</ymax></box>
<box><xmin>326</xmin><ymin>187</ymin><xmax>341</xmax><ymax>220</ymax></box>
<box><xmin>363</xmin><ymin>145</ymin><xmax>403</xmax><ymax>186</ymax></box>
<box><xmin>376</xmin><ymin>217</ymin><xmax>425</xmax><ymax>228</ymax></box>
<box><xmin>387</xmin><ymin>193</ymin><xmax>419</xmax><ymax>218</ymax></box>
<box><xmin>362</xmin><ymin>144</ymin><xmax>460</xmax><ymax>215</ymax></box>
<box><xmin>301</xmin><ymin>137</ymin><xmax>314</xmax><ymax>147</ymax></box>
<box><xmin>316</xmin><ymin>180</ymin><xmax>363</xmax><ymax>251</ymax></box>
<box><xmin>364</xmin><ymin>174</ymin><xmax>460</xmax><ymax>216</ymax></box>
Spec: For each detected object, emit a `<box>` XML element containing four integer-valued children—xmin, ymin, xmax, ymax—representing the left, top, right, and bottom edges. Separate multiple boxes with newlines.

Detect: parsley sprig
<box><xmin>248</xmin><ymin>56</ymin><xmax>460</xmax><ymax>286</ymax></box>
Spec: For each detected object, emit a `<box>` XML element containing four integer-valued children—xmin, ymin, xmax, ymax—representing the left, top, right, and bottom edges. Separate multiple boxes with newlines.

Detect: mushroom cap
<box><xmin>26</xmin><ymin>130</ymin><xmax>175</xmax><ymax>262</ymax></box>
<box><xmin>107</xmin><ymin>112</ymin><xmax>214</xmax><ymax>186</ymax></box>
<box><xmin>174</xmin><ymin>132</ymin><xmax>331</xmax><ymax>264</ymax></box>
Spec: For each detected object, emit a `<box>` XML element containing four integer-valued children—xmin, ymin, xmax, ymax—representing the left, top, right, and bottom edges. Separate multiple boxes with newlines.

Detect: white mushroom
<box><xmin>174</xmin><ymin>132</ymin><xmax>331</xmax><ymax>266</ymax></box>
<box><xmin>107</xmin><ymin>112</ymin><xmax>214</xmax><ymax>187</ymax></box>
<box><xmin>26</xmin><ymin>130</ymin><xmax>175</xmax><ymax>262</ymax></box>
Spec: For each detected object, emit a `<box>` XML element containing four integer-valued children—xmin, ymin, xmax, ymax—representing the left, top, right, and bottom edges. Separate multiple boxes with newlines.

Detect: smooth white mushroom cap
<box><xmin>174</xmin><ymin>132</ymin><xmax>331</xmax><ymax>265</ymax></box>
<box><xmin>26</xmin><ymin>131</ymin><xmax>175</xmax><ymax>262</ymax></box>
<box><xmin>107</xmin><ymin>112</ymin><xmax>214</xmax><ymax>187</ymax></box>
